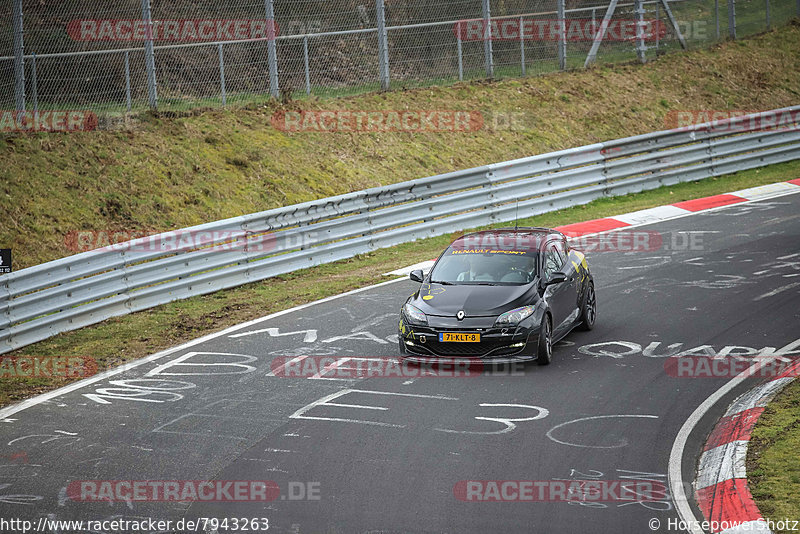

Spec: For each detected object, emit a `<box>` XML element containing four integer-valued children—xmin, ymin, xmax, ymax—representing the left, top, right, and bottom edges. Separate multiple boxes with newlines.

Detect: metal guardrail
<box><xmin>1</xmin><ymin>106</ymin><xmax>799</xmax><ymax>353</ymax></box>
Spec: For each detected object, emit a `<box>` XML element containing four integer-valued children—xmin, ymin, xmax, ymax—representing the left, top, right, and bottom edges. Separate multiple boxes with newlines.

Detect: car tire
<box><xmin>536</xmin><ymin>314</ymin><xmax>552</xmax><ymax>366</ymax></box>
<box><xmin>578</xmin><ymin>282</ymin><xmax>596</xmax><ymax>331</ymax></box>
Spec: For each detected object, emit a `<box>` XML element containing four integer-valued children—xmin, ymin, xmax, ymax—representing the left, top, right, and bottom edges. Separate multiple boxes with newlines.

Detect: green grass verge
<box><xmin>1</xmin><ymin>159</ymin><xmax>799</xmax><ymax>407</ymax></box>
<box><xmin>748</xmin><ymin>379</ymin><xmax>800</xmax><ymax>532</ymax></box>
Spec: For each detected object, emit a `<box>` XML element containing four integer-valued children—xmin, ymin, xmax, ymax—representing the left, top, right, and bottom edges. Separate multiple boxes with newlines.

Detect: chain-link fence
<box><xmin>1</xmin><ymin>0</ymin><xmax>797</xmax><ymax>115</ymax></box>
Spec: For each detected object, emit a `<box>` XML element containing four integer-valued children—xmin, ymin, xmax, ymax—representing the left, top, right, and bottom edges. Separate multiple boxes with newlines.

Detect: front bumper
<box><xmin>399</xmin><ymin>352</ymin><xmax>538</xmax><ymax>365</ymax></box>
<box><xmin>398</xmin><ymin>316</ymin><xmax>541</xmax><ymax>363</ymax></box>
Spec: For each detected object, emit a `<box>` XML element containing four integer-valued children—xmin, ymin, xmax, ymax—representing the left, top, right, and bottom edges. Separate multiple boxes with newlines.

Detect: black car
<box><xmin>398</xmin><ymin>228</ymin><xmax>595</xmax><ymax>365</ymax></box>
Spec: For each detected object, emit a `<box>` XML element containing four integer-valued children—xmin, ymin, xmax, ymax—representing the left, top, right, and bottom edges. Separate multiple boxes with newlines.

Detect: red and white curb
<box><xmin>554</xmin><ymin>179</ymin><xmax>800</xmax><ymax>238</ymax></box>
<box><xmin>383</xmin><ymin>179</ymin><xmax>800</xmax><ymax>276</ymax></box>
<box><xmin>694</xmin><ymin>359</ymin><xmax>800</xmax><ymax>534</ymax></box>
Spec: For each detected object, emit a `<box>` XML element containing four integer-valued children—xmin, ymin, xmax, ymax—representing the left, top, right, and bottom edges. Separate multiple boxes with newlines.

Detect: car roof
<box><xmin>466</xmin><ymin>227</ymin><xmax>563</xmax><ymax>238</ymax></box>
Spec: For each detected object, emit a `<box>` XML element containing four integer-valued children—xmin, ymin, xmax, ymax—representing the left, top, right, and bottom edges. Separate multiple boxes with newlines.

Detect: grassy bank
<box><xmin>1</xmin><ymin>22</ymin><xmax>800</xmax><ymax>269</ymax></box>
<box><xmin>748</xmin><ymin>380</ymin><xmax>800</xmax><ymax>532</ymax></box>
<box><xmin>1</xmin><ymin>160</ymin><xmax>799</xmax><ymax>407</ymax></box>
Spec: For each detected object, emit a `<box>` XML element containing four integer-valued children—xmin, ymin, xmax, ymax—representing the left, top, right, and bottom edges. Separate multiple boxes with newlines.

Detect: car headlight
<box><xmin>403</xmin><ymin>302</ymin><xmax>428</xmax><ymax>325</ymax></box>
<box><xmin>495</xmin><ymin>305</ymin><xmax>536</xmax><ymax>325</ymax></box>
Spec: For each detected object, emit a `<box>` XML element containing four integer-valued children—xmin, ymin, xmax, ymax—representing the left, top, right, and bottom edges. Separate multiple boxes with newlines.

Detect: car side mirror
<box><xmin>409</xmin><ymin>269</ymin><xmax>424</xmax><ymax>283</ymax></box>
<box><xmin>545</xmin><ymin>271</ymin><xmax>567</xmax><ymax>286</ymax></box>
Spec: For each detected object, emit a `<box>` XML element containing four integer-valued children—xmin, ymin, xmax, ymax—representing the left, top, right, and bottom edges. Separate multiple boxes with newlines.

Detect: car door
<box><xmin>542</xmin><ymin>239</ymin><xmax>578</xmax><ymax>338</ymax></box>
<box><xmin>556</xmin><ymin>237</ymin><xmax>583</xmax><ymax>332</ymax></box>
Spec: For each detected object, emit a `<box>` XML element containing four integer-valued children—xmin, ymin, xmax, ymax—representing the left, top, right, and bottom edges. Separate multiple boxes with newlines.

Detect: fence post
<box><xmin>557</xmin><ymin>0</ymin><xmax>566</xmax><ymax>70</ymax></box>
<box><xmin>376</xmin><ymin>0</ymin><xmax>390</xmax><ymax>90</ymax></box>
<box><xmin>715</xmin><ymin>0</ymin><xmax>720</xmax><ymax>39</ymax></box>
<box><xmin>12</xmin><ymin>0</ymin><xmax>25</xmax><ymax>113</ymax></box>
<box><xmin>655</xmin><ymin>1</ymin><xmax>660</xmax><ymax>51</ymax></box>
<box><xmin>303</xmin><ymin>36</ymin><xmax>311</xmax><ymax>95</ymax></box>
<box><xmin>584</xmin><ymin>0</ymin><xmax>621</xmax><ymax>67</ymax></box>
<box><xmin>124</xmin><ymin>51</ymin><xmax>132</xmax><ymax>112</ymax></box>
<box><xmin>457</xmin><ymin>24</ymin><xmax>464</xmax><ymax>81</ymax></box>
<box><xmin>31</xmin><ymin>53</ymin><xmax>38</xmax><ymax>117</ymax></box>
<box><xmin>482</xmin><ymin>0</ymin><xmax>494</xmax><ymax>78</ymax></box>
<box><xmin>520</xmin><ymin>16</ymin><xmax>526</xmax><ymax>75</ymax></box>
<box><xmin>140</xmin><ymin>0</ymin><xmax>158</xmax><ymax>110</ymax></box>
<box><xmin>728</xmin><ymin>0</ymin><xmax>736</xmax><ymax>39</ymax></box>
<box><xmin>264</xmin><ymin>0</ymin><xmax>279</xmax><ymax>98</ymax></box>
<box><xmin>657</xmin><ymin>0</ymin><xmax>688</xmax><ymax>49</ymax></box>
<box><xmin>218</xmin><ymin>44</ymin><xmax>227</xmax><ymax>107</ymax></box>
<box><xmin>635</xmin><ymin>0</ymin><xmax>646</xmax><ymax>63</ymax></box>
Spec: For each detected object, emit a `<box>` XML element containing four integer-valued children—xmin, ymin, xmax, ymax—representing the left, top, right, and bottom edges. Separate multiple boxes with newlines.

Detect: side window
<box><xmin>543</xmin><ymin>243</ymin><xmax>564</xmax><ymax>279</ymax></box>
<box><xmin>553</xmin><ymin>239</ymin><xmax>568</xmax><ymax>265</ymax></box>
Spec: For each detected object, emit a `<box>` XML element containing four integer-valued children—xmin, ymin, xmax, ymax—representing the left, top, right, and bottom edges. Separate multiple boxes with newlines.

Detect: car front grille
<box><xmin>414</xmin><ymin>337</ymin><xmax>519</xmax><ymax>357</ymax></box>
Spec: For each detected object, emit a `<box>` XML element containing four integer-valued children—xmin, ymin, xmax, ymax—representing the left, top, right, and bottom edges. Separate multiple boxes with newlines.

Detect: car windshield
<box><xmin>430</xmin><ymin>248</ymin><xmax>539</xmax><ymax>285</ymax></box>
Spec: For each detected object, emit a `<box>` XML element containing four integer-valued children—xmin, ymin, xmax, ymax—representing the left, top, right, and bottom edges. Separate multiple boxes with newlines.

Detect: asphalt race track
<box><xmin>1</xmin><ymin>191</ymin><xmax>799</xmax><ymax>534</ymax></box>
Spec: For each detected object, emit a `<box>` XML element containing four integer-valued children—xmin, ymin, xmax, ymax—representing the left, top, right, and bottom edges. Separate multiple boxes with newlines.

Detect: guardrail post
<box><xmin>557</xmin><ymin>0</ymin><xmax>566</xmax><ymax>70</ymax></box>
<box><xmin>482</xmin><ymin>0</ymin><xmax>494</xmax><ymax>78</ymax></box>
<box><xmin>12</xmin><ymin>0</ymin><xmax>25</xmax><ymax>113</ymax></box>
<box><xmin>264</xmin><ymin>0</ymin><xmax>280</xmax><ymax>98</ymax></box>
<box><xmin>140</xmin><ymin>0</ymin><xmax>158</xmax><ymax>110</ymax></box>
<box><xmin>376</xmin><ymin>0</ymin><xmax>391</xmax><ymax>90</ymax></box>
<box><xmin>728</xmin><ymin>0</ymin><xmax>736</xmax><ymax>39</ymax></box>
<box><xmin>124</xmin><ymin>51</ymin><xmax>132</xmax><ymax>112</ymax></box>
<box><xmin>218</xmin><ymin>44</ymin><xmax>227</xmax><ymax>107</ymax></box>
<box><xmin>303</xmin><ymin>36</ymin><xmax>311</xmax><ymax>95</ymax></box>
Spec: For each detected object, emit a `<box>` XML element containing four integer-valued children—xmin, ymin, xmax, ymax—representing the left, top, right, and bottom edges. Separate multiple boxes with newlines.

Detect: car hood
<box><xmin>413</xmin><ymin>282</ymin><xmax>540</xmax><ymax>317</ymax></box>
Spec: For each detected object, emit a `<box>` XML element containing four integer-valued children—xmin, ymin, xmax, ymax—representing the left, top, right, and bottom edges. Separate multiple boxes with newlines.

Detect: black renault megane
<box><xmin>398</xmin><ymin>227</ymin><xmax>595</xmax><ymax>365</ymax></box>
